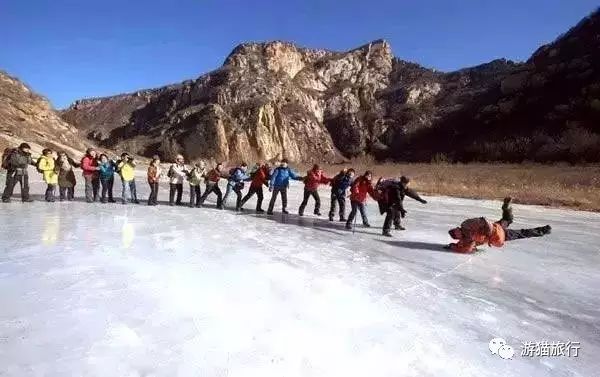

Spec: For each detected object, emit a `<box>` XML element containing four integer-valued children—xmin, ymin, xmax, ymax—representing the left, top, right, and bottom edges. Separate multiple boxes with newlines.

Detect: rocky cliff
<box><xmin>0</xmin><ymin>71</ymin><xmax>88</xmax><ymax>157</ymax></box>
<box><xmin>61</xmin><ymin>8</ymin><xmax>600</xmax><ymax>163</ymax></box>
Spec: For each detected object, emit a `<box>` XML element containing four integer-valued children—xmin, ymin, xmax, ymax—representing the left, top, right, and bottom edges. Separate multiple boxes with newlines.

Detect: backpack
<box><xmin>36</xmin><ymin>156</ymin><xmax>45</xmax><ymax>174</ymax></box>
<box><xmin>1</xmin><ymin>148</ymin><xmax>16</xmax><ymax>170</ymax></box>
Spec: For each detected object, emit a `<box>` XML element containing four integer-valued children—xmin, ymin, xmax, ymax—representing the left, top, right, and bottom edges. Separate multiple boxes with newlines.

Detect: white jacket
<box><xmin>168</xmin><ymin>163</ymin><xmax>188</xmax><ymax>184</ymax></box>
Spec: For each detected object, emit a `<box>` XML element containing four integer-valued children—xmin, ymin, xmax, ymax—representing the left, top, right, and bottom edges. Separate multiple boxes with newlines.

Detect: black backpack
<box><xmin>1</xmin><ymin>148</ymin><xmax>16</xmax><ymax>170</ymax></box>
<box><xmin>36</xmin><ymin>156</ymin><xmax>45</xmax><ymax>174</ymax></box>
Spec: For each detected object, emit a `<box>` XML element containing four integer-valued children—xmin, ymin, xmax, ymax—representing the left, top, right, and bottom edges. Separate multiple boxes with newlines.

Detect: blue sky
<box><xmin>1</xmin><ymin>0</ymin><xmax>597</xmax><ymax>108</ymax></box>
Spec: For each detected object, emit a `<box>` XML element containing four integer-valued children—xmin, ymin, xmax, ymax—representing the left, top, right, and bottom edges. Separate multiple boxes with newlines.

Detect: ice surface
<box><xmin>1</xmin><ymin>170</ymin><xmax>599</xmax><ymax>377</ymax></box>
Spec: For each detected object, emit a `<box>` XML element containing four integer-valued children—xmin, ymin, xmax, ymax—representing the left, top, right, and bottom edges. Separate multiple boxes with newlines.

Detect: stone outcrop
<box><xmin>0</xmin><ymin>71</ymin><xmax>88</xmax><ymax>157</ymax></box>
<box><xmin>61</xmin><ymin>8</ymin><xmax>600</xmax><ymax>162</ymax></box>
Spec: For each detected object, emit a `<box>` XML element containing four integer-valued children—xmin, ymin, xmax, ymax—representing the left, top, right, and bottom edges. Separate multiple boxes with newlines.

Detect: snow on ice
<box><xmin>0</xmin><ymin>171</ymin><xmax>599</xmax><ymax>377</ymax></box>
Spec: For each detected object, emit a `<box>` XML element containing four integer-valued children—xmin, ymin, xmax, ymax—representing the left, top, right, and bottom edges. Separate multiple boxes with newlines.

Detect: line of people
<box><xmin>2</xmin><ymin>143</ymin><xmax>552</xmax><ymax>250</ymax></box>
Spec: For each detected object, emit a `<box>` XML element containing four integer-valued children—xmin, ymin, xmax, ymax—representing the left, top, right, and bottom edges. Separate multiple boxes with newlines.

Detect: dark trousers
<box><xmin>505</xmin><ymin>226</ymin><xmax>549</xmax><ymax>241</ymax></box>
<box><xmin>59</xmin><ymin>186</ymin><xmax>75</xmax><ymax>201</ymax></box>
<box><xmin>383</xmin><ymin>207</ymin><xmax>401</xmax><ymax>232</ymax></box>
<box><xmin>169</xmin><ymin>183</ymin><xmax>183</xmax><ymax>205</ymax></box>
<box><xmin>199</xmin><ymin>183</ymin><xmax>223</xmax><ymax>208</ymax></box>
<box><xmin>299</xmin><ymin>188</ymin><xmax>321</xmax><ymax>215</ymax></box>
<box><xmin>2</xmin><ymin>172</ymin><xmax>30</xmax><ymax>201</ymax></box>
<box><xmin>241</xmin><ymin>186</ymin><xmax>264</xmax><ymax>210</ymax></box>
<box><xmin>84</xmin><ymin>175</ymin><xmax>100</xmax><ymax>202</ymax></box>
<box><xmin>189</xmin><ymin>185</ymin><xmax>201</xmax><ymax>207</ymax></box>
<box><xmin>148</xmin><ymin>182</ymin><xmax>159</xmax><ymax>205</ymax></box>
<box><xmin>45</xmin><ymin>184</ymin><xmax>56</xmax><ymax>202</ymax></box>
<box><xmin>346</xmin><ymin>200</ymin><xmax>369</xmax><ymax>227</ymax></box>
<box><xmin>268</xmin><ymin>186</ymin><xmax>288</xmax><ymax>213</ymax></box>
<box><xmin>223</xmin><ymin>184</ymin><xmax>243</xmax><ymax>209</ymax></box>
<box><xmin>328</xmin><ymin>193</ymin><xmax>346</xmax><ymax>220</ymax></box>
<box><xmin>100</xmin><ymin>177</ymin><xmax>114</xmax><ymax>202</ymax></box>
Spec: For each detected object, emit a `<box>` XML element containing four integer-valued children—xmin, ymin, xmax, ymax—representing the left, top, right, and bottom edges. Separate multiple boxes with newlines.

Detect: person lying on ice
<box><xmin>223</xmin><ymin>163</ymin><xmax>250</xmax><ymax>211</ymax></box>
<box><xmin>328</xmin><ymin>168</ymin><xmax>355</xmax><ymax>222</ymax></box>
<box><xmin>299</xmin><ymin>164</ymin><xmax>331</xmax><ymax>216</ymax></box>
<box><xmin>267</xmin><ymin>158</ymin><xmax>302</xmax><ymax>215</ymax></box>
<box><xmin>345</xmin><ymin>170</ymin><xmax>378</xmax><ymax>230</ymax></box>
<box><xmin>376</xmin><ymin>176</ymin><xmax>427</xmax><ymax>236</ymax></box>
<box><xmin>239</xmin><ymin>162</ymin><xmax>271</xmax><ymax>213</ymax></box>
<box><xmin>445</xmin><ymin>197</ymin><xmax>552</xmax><ymax>253</ymax></box>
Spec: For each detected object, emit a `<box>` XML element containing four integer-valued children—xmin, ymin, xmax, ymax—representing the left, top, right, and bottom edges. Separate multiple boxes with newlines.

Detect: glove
<box><xmin>443</xmin><ymin>244</ymin><xmax>452</xmax><ymax>250</ymax></box>
<box><xmin>400</xmin><ymin>209</ymin><xmax>407</xmax><ymax>218</ymax></box>
<box><xmin>420</xmin><ymin>199</ymin><xmax>427</xmax><ymax>204</ymax></box>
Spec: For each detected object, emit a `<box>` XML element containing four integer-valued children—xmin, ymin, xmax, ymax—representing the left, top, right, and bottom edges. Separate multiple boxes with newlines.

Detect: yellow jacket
<box><xmin>118</xmin><ymin>161</ymin><xmax>136</xmax><ymax>181</ymax></box>
<box><xmin>38</xmin><ymin>155</ymin><xmax>58</xmax><ymax>185</ymax></box>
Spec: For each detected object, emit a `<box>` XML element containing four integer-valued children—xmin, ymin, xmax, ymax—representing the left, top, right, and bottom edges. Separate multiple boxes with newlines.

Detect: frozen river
<box><xmin>1</xmin><ymin>172</ymin><xmax>599</xmax><ymax>376</ymax></box>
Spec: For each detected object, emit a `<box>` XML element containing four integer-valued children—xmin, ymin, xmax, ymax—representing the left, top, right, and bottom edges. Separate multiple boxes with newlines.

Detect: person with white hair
<box><xmin>167</xmin><ymin>154</ymin><xmax>188</xmax><ymax>206</ymax></box>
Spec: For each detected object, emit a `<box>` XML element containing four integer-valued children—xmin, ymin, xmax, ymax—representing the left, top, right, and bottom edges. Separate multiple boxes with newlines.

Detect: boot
<box><xmin>328</xmin><ymin>215</ymin><xmax>334</xmax><ymax>221</ymax></box>
<box><xmin>345</xmin><ymin>223</ymin><xmax>352</xmax><ymax>230</ymax></box>
<box><xmin>314</xmin><ymin>211</ymin><xmax>322</xmax><ymax>216</ymax></box>
<box><xmin>256</xmin><ymin>209</ymin><xmax>265</xmax><ymax>214</ymax></box>
<box><xmin>395</xmin><ymin>225</ymin><xmax>406</xmax><ymax>230</ymax></box>
<box><xmin>382</xmin><ymin>230</ymin><xmax>393</xmax><ymax>237</ymax></box>
<box><xmin>282</xmin><ymin>209</ymin><xmax>289</xmax><ymax>215</ymax></box>
<box><xmin>363</xmin><ymin>223</ymin><xmax>371</xmax><ymax>228</ymax></box>
<box><xmin>540</xmin><ymin>225</ymin><xmax>552</xmax><ymax>235</ymax></box>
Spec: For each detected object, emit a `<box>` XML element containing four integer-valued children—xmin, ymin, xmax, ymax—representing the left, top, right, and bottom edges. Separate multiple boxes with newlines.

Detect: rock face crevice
<box><xmin>61</xmin><ymin>9</ymin><xmax>600</xmax><ymax>162</ymax></box>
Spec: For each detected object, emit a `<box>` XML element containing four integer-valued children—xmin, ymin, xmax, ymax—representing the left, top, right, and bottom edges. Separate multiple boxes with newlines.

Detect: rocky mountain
<box><xmin>0</xmin><ymin>71</ymin><xmax>88</xmax><ymax>157</ymax></box>
<box><xmin>61</xmin><ymin>8</ymin><xmax>600</xmax><ymax>163</ymax></box>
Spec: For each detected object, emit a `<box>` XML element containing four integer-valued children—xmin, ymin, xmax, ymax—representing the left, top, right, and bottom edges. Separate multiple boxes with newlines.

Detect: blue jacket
<box><xmin>331</xmin><ymin>173</ymin><xmax>353</xmax><ymax>196</ymax></box>
<box><xmin>227</xmin><ymin>167</ymin><xmax>250</xmax><ymax>187</ymax></box>
<box><xmin>98</xmin><ymin>161</ymin><xmax>116</xmax><ymax>180</ymax></box>
<box><xmin>269</xmin><ymin>166</ymin><xmax>301</xmax><ymax>189</ymax></box>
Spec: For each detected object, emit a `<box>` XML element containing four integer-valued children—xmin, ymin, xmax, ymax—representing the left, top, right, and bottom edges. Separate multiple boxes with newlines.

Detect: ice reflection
<box><xmin>42</xmin><ymin>217</ymin><xmax>60</xmax><ymax>246</ymax></box>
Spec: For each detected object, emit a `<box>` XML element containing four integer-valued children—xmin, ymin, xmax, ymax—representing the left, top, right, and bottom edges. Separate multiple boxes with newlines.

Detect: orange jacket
<box><xmin>450</xmin><ymin>218</ymin><xmax>505</xmax><ymax>253</ymax></box>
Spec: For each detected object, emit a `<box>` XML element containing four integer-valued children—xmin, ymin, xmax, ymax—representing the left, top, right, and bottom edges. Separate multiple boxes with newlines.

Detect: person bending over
<box><xmin>446</xmin><ymin>197</ymin><xmax>551</xmax><ymax>253</ymax></box>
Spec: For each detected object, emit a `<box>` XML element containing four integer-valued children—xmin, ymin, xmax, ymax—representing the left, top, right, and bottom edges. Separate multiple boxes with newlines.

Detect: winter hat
<box><xmin>449</xmin><ymin>228</ymin><xmax>462</xmax><ymax>239</ymax></box>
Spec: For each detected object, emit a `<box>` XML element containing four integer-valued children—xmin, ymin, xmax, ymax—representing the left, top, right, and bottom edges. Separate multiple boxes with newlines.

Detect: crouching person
<box><xmin>445</xmin><ymin>197</ymin><xmax>551</xmax><ymax>253</ymax></box>
<box><xmin>345</xmin><ymin>170</ymin><xmax>377</xmax><ymax>230</ymax></box>
<box><xmin>376</xmin><ymin>176</ymin><xmax>427</xmax><ymax>237</ymax></box>
<box><xmin>117</xmin><ymin>153</ymin><xmax>139</xmax><ymax>204</ymax></box>
<box><xmin>37</xmin><ymin>149</ymin><xmax>58</xmax><ymax>202</ymax></box>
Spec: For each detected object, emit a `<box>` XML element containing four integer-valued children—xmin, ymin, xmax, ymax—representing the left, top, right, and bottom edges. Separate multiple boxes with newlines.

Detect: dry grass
<box><xmin>315</xmin><ymin>159</ymin><xmax>600</xmax><ymax>212</ymax></box>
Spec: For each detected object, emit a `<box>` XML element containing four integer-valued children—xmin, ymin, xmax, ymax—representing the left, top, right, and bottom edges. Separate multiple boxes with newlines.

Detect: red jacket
<box><xmin>206</xmin><ymin>168</ymin><xmax>222</xmax><ymax>183</ymax></box>
<box><xmin>304</xmin><ymin>169</ymin><xmax>331</xmax><ymax>191</ymax></box>
<box><xmin>80</xmin><ymin>155</ymin><xmax>98</xmax><ymax>177</ymax></box>
<box><xmin>450</xmin><ymin>218</ymin><xmax>506</xmax><ymax>253</ymax></box>
<box><xmin>350</xmin><ymin>176</ymin><xmax>376</xmax><ymax>203</ymax></box>
<box><xmin>251</xmin><ymin>165</ymin><xmax>270</xmax><ymax>188</ymax></box>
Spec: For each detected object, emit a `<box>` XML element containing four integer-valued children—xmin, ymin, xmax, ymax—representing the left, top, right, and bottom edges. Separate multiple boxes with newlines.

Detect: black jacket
<box><xmin>378</xmin><ymin>183</ymin><xmax>425</xmax><ymax>214</ymax></box>
<box><xmin>6</xmin><ymin>150</ymin><xmax>34</xmax><ymax>174</ymax></box>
